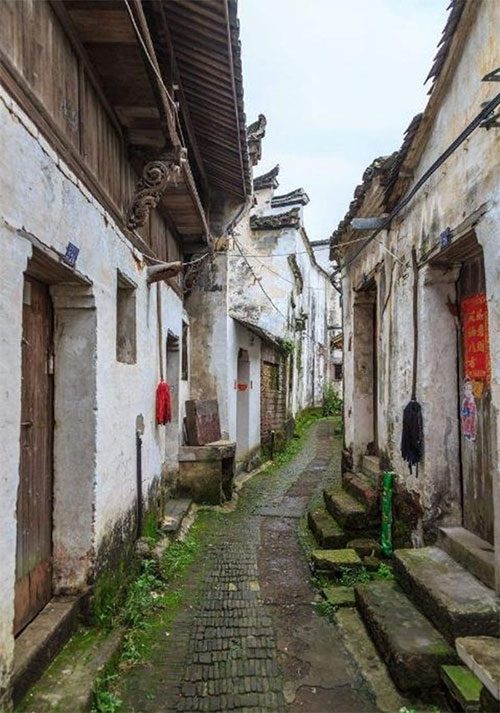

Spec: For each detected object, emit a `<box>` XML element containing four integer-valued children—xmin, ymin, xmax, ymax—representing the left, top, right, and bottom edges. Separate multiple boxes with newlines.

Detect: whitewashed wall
<box><xmin>0</xmin><ymin>85</ymin><xmax>186</xmax><ymax>693</ymax></box>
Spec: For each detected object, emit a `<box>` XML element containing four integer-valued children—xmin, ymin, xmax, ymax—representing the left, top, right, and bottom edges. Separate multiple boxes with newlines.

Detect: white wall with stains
<box><xmin>0</xmin><ymin>84</ymin><xmax>187</xmax><ymax>698</ymax></box>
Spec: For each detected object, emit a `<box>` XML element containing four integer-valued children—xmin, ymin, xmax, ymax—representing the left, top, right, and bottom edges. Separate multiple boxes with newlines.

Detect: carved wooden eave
<box><xmin>250</xmin><ymin>207</ymin><xmax>301</xmax><ymax>231</ymax></box>
<box><xmin>272</xmin><ymin>188</ymin><xmax>309</xmax><ymax>208</ymax></box>
<box><xmin>128</xmin><ymin>148</ymin><xmax>186</xmax><ymax>230</ymax></box>
<box><xmin>253</xmin><ymin>164</ymin><xmax>280</xmax><ymax>191</ymax></box>
<box><xmin>247</xmin><ymin>114</ymin><xmax>267</xmax><ymax>166</ymax></box>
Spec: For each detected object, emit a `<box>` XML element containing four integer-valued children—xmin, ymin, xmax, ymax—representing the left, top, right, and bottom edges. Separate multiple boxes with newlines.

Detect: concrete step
<box><xmin>456</xmin><ymin>636</ymin><xmax>500</xmax><ymax>703</ymax></box>
<box><xmin>361</xmin><ymin>455</ymin><xmax>380</xmax><ymax>479</ymax></box>
<box><xmin>311</xmin><ymin>548</ymin><xmax>363</xmax><ymax>574</ymax></box>
<box><xmin>307</xmin><ymin>505</ymin><xmax>347</xmax><ymax>549</ymax></box>
<box><xmin>324</xmin><ymin>488</ymin><xmax>376</xmax><ymax>530</ymax></box>
<box><xmin>346</xmin><ymin>538</ymin><xmax>381</xmax><ymax>558</ymax></box>
<box><xmin>162</xmin><ymin>498</ymin><xmax>193</xmax><ymax>534</ymax></box>
<box><xmin>355</xmin><ymin>580</ymin><xmax>456</xmax><ymax>694</ymax></box>
<box><xmin>342</xmin><ymin>471</ymin><xmax>379</xmax><ymax>512</ymax></box>
<box><xmin>438</xmin><ymin>526</ymin><xmax>495</xmax><ymax>590</ymax></box>
<box><xmin>393</xmin><ymin>547</ymin><xmax>499</xmax><ymax>642</ymax></box>
<box><xmin>440</xmin><ymin>664</ymin><xmax>482</xmax><ymax>712</ymax></box>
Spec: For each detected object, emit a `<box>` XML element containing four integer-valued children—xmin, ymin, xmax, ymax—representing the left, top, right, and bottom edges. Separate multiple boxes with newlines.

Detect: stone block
<box><xmin>441</xmin><ymin>665</ymin><xmax>482</xmax><ymax>712</ymax></box>
<box><xmin>323</xmin><ymin>489</ymin><xmax>371</xmax><ymax>530</ymax></box>
<box><xmin>322</xmin><ymin>585</ymin><xmax>355</xmax><ymax>608</ymax></box>
<box><xmin>342</xmin><ymin>472</ymin><xmax>379</xmax><ymax>512</ymax></box>
<box><xmin>178</xmin><ymin>460</ymin><xmax>223</xmax><ymax>505</ymax></box>
<box><xmin>393</xmin><ymin>547</ymin><xmax>499</xmax><ymax>642</ymax></box>
<box><xmin>355</xmin><ymin>580</ymin><xmax>456</xmax><ymax>694</ymax></box>
<box><xmin>307</xmin><ymin>506</ymin><xmax>347</xmax><ymax>548</ymax></box>
<box><xmin>346</xmin><ymin>538</ymin><xmax>380</xmax><ymax>558</ymax></box>
<box><xmin>311</xmin><ymin>548</ymin><xmax>362</xmax><ymax>573</ymax></box>
<box><xmin>185</xmin><ymin>399</ymin><xmax>221</xmax><ymax>446</ymax></box>
<box><xmin>456</xmin><ymin>636</ymin><xmax>500</xmax><ymax>701</ymax></box>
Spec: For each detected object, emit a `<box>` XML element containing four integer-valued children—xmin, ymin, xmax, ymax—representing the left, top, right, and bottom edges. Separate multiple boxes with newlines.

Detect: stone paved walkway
<box><xmin>119</xmin><ymin>419</ymin><xmax>375</xmax><ymax>712</ymax></box>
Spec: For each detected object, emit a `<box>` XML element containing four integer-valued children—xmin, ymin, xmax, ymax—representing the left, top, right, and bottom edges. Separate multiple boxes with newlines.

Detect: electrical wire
<box><xmin>338</xmin><ymin>91</ymin><xmax>500</xmax><ymax>271</ymax></box>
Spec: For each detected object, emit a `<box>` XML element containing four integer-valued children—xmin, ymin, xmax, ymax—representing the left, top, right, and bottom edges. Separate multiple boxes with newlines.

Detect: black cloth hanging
<box><xmin>401</xmin><ymin>399</ymin><xmax>423</xmax><ymax>473</ymax></box>
<box><xmin>401</xmin><ymin>248</ymin><xmax>423</xmax><ymax>474</ymax></box>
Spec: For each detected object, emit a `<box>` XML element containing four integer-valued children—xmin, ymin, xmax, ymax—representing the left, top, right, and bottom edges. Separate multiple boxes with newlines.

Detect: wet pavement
<box><xmin>119</xmin><ymin>419</ymin><xmax>375</xmax><ymax>712</ymax></box>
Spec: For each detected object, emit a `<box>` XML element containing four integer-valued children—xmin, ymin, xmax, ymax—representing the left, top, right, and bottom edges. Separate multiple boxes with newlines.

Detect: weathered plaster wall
<box><xmin>229</xmin><ymin>190</ymin><xmax>334</xmax><ymax>415</ymax></box>
<box><xmin>0</xmin><ymin>85</ymin><xmax>186</xmax><ymax>693</ymax></box>
<box><xmin>341</xmin><ymin>0</ymin><xmax>500</xmax><ymax>562</ymax></box>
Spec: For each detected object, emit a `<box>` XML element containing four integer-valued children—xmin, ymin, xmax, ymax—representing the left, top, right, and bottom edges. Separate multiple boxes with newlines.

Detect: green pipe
<box><xmin>380</xmin><ymin>471</ymin><xmax>394</xmax><ymax>558</ymax></box>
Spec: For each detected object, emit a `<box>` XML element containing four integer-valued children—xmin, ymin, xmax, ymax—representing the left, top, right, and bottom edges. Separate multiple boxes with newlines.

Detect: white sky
<box><xmin>239</xmin><ymin>0</ymin><xmax>449</xmax><ymax>245</ymax></box>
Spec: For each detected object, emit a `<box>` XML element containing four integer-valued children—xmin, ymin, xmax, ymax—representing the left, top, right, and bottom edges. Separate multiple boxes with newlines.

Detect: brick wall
<box><xmin>260</xmin><ymin>344</ymin><xmax>287</xmax><ymax>445</ymax></box>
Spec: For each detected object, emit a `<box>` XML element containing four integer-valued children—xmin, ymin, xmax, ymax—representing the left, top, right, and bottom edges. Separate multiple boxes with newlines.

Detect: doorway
<box><xmin>236</xmin><ymin>348</ymin><xmax>250</xmax><ymax>456</ymax></box>
<box><xmin>457</xmin><ymin>253</ymin><xmax>494</xmax><ymax>544</ymax></box>
<box><xmin>15</xmin><ymin>277</ymin><xmax>54</xmax><ymax>635</ymax></box>
<box><xmin>352</xmin><ymin>283</ymin><xmax>378</xmax><ymax>458</ymax></box>
<box><xmin>165</xmin><ymin>331</ymin><xmax>180</xmax><ymax>465</ymax></box>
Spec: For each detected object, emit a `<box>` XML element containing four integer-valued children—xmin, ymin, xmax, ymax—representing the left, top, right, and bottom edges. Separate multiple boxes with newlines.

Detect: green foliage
<box><xmin>322</xmin><ymin>383</ymin><xmax>343</xmax><ymax>417</ymax></box>
<box><xmin>142</xmin><ymin>511</ymin><xmax>161</xmax><ymax>542</ymax></box>
<box><xmin>313</xmin><ymin>600</ymin><xmax>337</xmax><ymax>619</ymax></box>
<box><xmin>337</xmin><ymin>566</ymin><xmax>371</xmax><ymax>587</ymax></box>
<box><xmin>372</xmin><ymin>562</ymin><xmax>394</xmax><ymax>581</ymax></box>
<box><xmin>278</xmin><ymin>337</ymin><xmax>295</xmax><ymax>355</ymax></box>
<box><xmin>93</xmin><ymin>674</ymin><xmax>122</xmax><ymax>713</ymax></box>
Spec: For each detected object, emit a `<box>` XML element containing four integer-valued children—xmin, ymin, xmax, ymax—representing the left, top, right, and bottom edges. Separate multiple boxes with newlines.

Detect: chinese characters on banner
<box><xmin>461</xmin><ymin>293</ymin><xmax>491</xmax><ymax>385</ymax></box>
<box><xmin>460</xmin><ymin>293</ymin><xmax>490</xmax><ymax>442</ymax></box>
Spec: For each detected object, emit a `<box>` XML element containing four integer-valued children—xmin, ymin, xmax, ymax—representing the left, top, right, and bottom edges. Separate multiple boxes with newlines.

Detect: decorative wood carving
<box><xmin>127</xmin><ymin>148</ymin><xmax>186</xmax><ymax>230</ymax></box>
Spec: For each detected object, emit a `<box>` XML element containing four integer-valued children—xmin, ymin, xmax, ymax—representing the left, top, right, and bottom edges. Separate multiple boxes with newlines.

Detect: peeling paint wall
<box><xmin>229</xmin><ymin>187</ymin><xmax>335</xmax><ymax>414</ymax></box>
<box><xmin>0</xmin><ymin>85</ymin><xmax>187</xmax><ymax>696</ymax></box>
<box><xmin>340</xmin><ymin>1</ymin><xmax>500</xmax><ymax>585</ymax></box>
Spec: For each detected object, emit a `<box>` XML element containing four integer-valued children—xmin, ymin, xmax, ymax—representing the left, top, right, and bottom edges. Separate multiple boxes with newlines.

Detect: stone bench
<box><xmin>178</xmin><ymin>441</ymin><xmax>236</xmax><ymax>505</ymax></box>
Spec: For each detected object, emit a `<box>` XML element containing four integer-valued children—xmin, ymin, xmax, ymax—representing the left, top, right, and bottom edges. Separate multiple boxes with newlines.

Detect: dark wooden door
<box><xmin>15</xmin><ymin>277</ymin><xmax>54</xmax><ymax>634</ymax></box>
<box><xmin>457</xmin><ymin>256</ymin><xmax>494</xmax><ymax>544</ymax></box>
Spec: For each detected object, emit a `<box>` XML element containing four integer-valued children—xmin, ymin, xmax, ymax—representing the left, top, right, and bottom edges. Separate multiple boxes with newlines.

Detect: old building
<box><xmin>0</xmin><ymin>0</ymin><xmax>251</xmax><ymax>705</ymax></box>
<box><xmin>331</xmin><ymin>0</ymin><xmax>500</xmax><ymax>591</ymax></box>
<box><xmin>188</xmin><ymin>135</ymin><xmax>337</xmax><ymax>469</ymax></box>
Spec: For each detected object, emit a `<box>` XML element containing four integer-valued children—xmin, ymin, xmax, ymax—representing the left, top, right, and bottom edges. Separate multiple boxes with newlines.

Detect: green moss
<box><xmin>141</xmin><ymin>511</ymin><xmax>161</xmax><ymax>542</ymax></box>
<box><xmin>441</xmin><ymin>665</ymin><xmax>482</xmax><ymax>701</ymax></box>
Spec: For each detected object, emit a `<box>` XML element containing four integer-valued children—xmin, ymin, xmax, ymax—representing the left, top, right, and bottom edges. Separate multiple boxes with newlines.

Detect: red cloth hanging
<box><xmin>156</xmin><ymin>380</ymin><xmax>172</xmax><ymax>425</ymax></box>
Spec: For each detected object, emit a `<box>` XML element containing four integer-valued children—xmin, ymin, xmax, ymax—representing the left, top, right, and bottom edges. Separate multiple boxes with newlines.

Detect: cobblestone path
<box><xmin>119</xmin><ymin>419</ymin><xmax>375</xmax><ymax>712</ymax></box>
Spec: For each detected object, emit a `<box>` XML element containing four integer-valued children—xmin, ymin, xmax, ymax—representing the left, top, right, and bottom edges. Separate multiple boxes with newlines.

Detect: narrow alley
<box><xmin>105</xmin><ymin>420</ymin><xmax>376</xmax><ymax>712</ymax></box>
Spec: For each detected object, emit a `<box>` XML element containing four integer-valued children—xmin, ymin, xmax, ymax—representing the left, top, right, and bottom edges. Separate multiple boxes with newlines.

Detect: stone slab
<box><xmin>17</xmin><ymin>628</ymin><xmax>123</xmax><ymax>712</ymax></box>
<box><xmin>438</xmin><ymin>526</ymin><xmax>495</xmax><ymax>590</ymax></box>
<box><xmin>312</xmin><ymin>548</ymin><xmax>362</xmax><ymax>573</ymax></box>
<box><xmin>355</xmin><ymin>580</ymin><xmax>456</xmax><ymax>694</ymax></box>
<box><xmin>361</xmin><ymin>455</ymin><xmax>381</xmax><ymax>479</ymax></box>
<box><xmin>322</xmin><ymin>585</ymin><xmax>356</xmax><ymax>608</ymax></box>
<box><xmin>185</xmin><ymin>399</ymin><xmax>221</xmax><ymax>446</ymax></box>
<box><xmin>347</xmin><ymin>538</ymin><xmax>380</xmax><ymax>558</ymax></box>
<box><xmin>441</xmin><ymin>665</ymin><xmax>482</xmax><ymax>712</ymax></box>
<box><xmin>456</xmin><ymin>637</ymin><xmax>500</xmax><ymax>700</ymax></box>
<box><xmin>178</xmin><ymin>441</ymin><xmax>236</xmax><ymax>462</ymax></box>
<box><xmin>323</xmin><ymin>488</ymin><xmax>371</xmax><ymax>530</ymax></box>
<box><xmin>307</xmin><ymin>505</ymin><xmax>347</xmax><ymax>548</ymax></box>
<box><xmin>394</xmin><ymin>547</ymin><xmax>499</xmax><ymax>642</ymax></box>
<box><xmin>342</xmin><ymin>472</ymin><xmax>379</xmax><ymax>512</ymax></box>
<box><xmin>162</xmin><ymin>498</ymin><xmax>192</xmax><ymax>533</ymax></box>
<box><xmin>335</xmin><ymin>608</ymin><xmax>407</xmax><ymax>713</ymax></box>
<box><xmin>13</xmin><ymin>596</ymin><xmax>82</xmax><ymax>706</ymax></box>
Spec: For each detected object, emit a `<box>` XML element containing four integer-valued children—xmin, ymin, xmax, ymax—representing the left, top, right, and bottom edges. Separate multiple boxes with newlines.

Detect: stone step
<box><xmin>346</xmin><ymin>538</ymin><xmax>381</xmax><ymax>558</ymax></box>
<box><xmin>456</xmin><ymin>636</ymin><xmax>500</xmax><ymax>702</ymax></box>
<box><xmin>322</xmin><ymin>585</ymin><xmax>356</xmax><ymax>608</ymax></box>
<box><xmin>311</xmin><ymin>548</ymin><xmax>363</xmax><ymax>574</ymax></box>
<box><xmin>361</xmin><ymin>455</ymin><xmax>380</xmax><ymax>479</ymax></box>
<box><xmin>393</xmin><ymin>547</ymin><xmax>499</xmax><ymax>642</ymax></box>
<box><xmin>324</xmin><ymin>488</ymin><xmax>376</xmax><ymax>530</ymax></box>
<box><xmin>342</xmin><ymin>471</ymin><xmax>379</xmax><ymax>512</ymax></box>
<box><xmin>334</xmin><ymin>607</ymin><xmax>408</xmax><ymax>713</ymax></box>
<box><xmin>307</xmin><ymin>506</ymin><xmax>347</xmax><ymax>549</ymax></box>
<box><xmin>355</xmin><ymin>580</ymin><xmax>456</xmax><ymax>694</ymax></box>
<box><xmin>440</xmin><ymin>664</ymin><xmax>482</xmax><ymax>712</ymax></box>
<box><xmin>162</xmin><ymin>498</ymin><xmax>193</xmax><ymax>534</ymax></box>
<box><xmin>438</xmin><ymin>526</ymin><xmax>495</xmax><ymax>590</ymax></box>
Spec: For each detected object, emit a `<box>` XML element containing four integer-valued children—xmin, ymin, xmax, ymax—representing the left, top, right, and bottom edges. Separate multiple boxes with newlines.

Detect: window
<box><xmin>181</xmin><ymin>320</ymin><xmax>189</xmax><ymax>381</ymax></box>
<box><xmin>334</xmin><ymin>363</ymin><xmax>343</xmax><ymax>380</ymax></box>
<box><xmin>116</xmin><ymin>271</ymin><xmax>137</xmax><ymax>364</ymax></box>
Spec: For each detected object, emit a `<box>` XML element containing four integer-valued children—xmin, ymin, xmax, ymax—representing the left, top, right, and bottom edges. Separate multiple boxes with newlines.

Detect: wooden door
<box><xmin>457</xmin><ymin>256</ymin><xmax>494</xmax><ymax>544</ymax></box>
<box><xmin>15</xmin><ymin>277</ymin><xmax>54</xmax><ymax>634</ymax></box>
